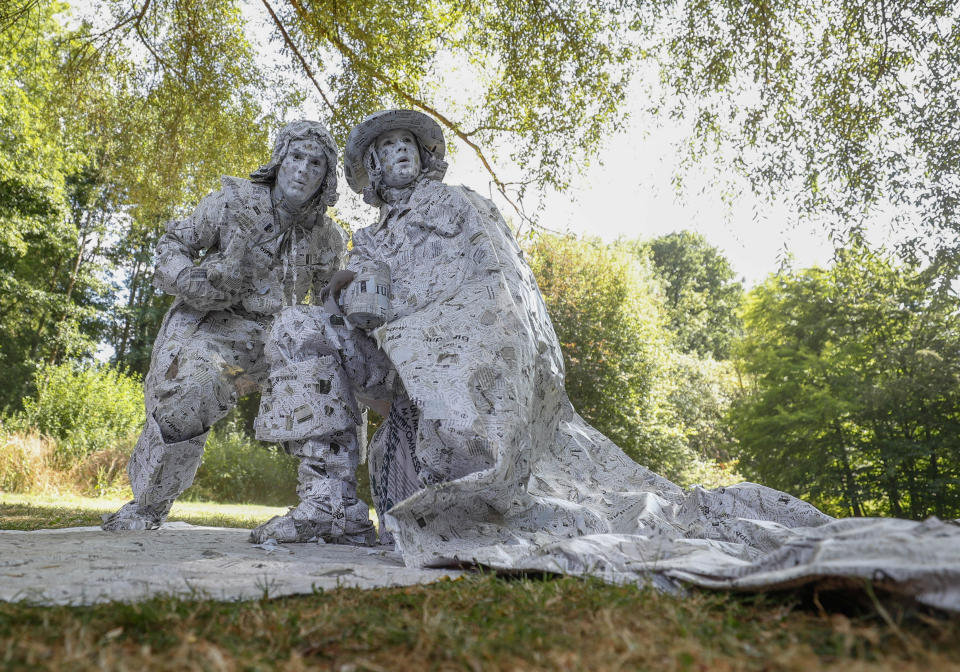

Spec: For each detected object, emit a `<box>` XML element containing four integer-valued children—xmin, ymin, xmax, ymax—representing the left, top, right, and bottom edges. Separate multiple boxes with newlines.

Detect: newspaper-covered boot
<box><xmin>250</xmin><ymin>439</ymin><xmax>376</xmax><ymax>545</ymax></box>
<box><xmin>100</xmin><ymin>499</ymin><xmax>172</xmax><ymax>531</ymax></box>
<box><xmin>102</xmin><ymin>414</ymin><xmax>206</xmax><ymax>531</ymax></box>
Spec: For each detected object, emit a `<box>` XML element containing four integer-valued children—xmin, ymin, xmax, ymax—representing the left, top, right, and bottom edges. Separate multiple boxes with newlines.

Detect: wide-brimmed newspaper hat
<box><xmin>343</xmin><ymin>109</ymin><xmax>445</xmax><ymax>193</ymax></box>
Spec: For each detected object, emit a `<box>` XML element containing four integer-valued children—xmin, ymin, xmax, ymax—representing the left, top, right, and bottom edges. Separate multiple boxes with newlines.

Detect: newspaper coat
<box><xmin>343</xmin><ymin>178</ymin><xmax>960</xmax><ymax>612</ymax></box>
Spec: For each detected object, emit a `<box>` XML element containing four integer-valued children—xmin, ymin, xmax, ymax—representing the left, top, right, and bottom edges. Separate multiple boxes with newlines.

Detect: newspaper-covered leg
<box><xmin>367</xmin><ymin>397</ymin><xmax>421</xmax><ymax>547</ymax></box>
<box><xmin>103</xmin><ymin>309</ymin><xmax>268</xmax><ymax>530</ymax></box>
<box><xmin>253</xmin><ymin>305</ymin><xmax>392</xmax><ymax>544</ymax></box>
<box><xmin>102</xmin><ymin>414</ymin><xmax>206</xmax><ymax>530</ymax></box>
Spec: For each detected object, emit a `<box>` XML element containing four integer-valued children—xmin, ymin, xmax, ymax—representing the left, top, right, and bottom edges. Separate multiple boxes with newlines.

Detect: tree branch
<box><xmin>260</xmin><ymin>0</ymin><xmax>335</xmax><ymax>117</ymax></box>
<box><xmin>0</xmin><ymin>0</ymin><xmax>42</xmax><ymax>32</ymax></box>
<box><xmin>283</xmin><ymin>0</ymin><xmax>536</xmax><ymax>228</ymax></box>
<box><xmin>91</xmin><ymin>0</ymin><xmax>152</xmax><ymax>40</ymax></box>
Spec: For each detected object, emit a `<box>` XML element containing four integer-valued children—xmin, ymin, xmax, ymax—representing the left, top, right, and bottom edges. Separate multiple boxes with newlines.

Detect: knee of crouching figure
<box><xmin>152</xmin><ymin>361</ymin><xmax>234</xmax><ymax>443</ymax></box>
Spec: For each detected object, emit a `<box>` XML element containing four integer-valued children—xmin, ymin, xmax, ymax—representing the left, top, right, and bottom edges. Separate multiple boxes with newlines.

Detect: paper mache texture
<box><xmin>104</xmin><ymin>154</ymin><xmax>350</xmax><ymax>531</ymax></box>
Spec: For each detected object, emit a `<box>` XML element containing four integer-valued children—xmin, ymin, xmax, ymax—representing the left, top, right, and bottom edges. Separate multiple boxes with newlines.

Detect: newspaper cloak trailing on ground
<box><xmin>308</xmin><ymin>115</ymin><xmax>960</xmax><ymax>611</ymax></box>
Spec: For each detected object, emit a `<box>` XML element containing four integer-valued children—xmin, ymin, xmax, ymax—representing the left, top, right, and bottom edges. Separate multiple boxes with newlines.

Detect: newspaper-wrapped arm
<box><xmin>309</xmin><ymin>217</ymin><xmax>349</xmax><ymax>306</ymax></box>
<box><xmin>153</xmin><ymin>189</ymin><xmax>225</xmax><ymax>302</ymax></box>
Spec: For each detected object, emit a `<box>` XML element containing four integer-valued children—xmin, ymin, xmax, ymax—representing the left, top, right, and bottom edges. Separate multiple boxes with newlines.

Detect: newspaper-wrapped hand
<box><xmin>205</xmin><ymin>261</ymin><xmax>247</xmax><ymax>296</ymax></box>
<box><xmin>319</xmin><ymin>269</ymin><xmax>356</xmax><ymax>314</ymax></box>
<box><xmin>175</xmin><ymin>267</ymin><xmax>233</xmax><ymax>311</ymax></box>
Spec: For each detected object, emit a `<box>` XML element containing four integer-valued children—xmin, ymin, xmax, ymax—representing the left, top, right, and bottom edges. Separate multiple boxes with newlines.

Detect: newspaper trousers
<box><xmin>102</xmin><ymin>305</ymin><xmax>270</xmax><ymax>530</ymax></box>
<box><xmin>254</xmin><ymin>305</ymin><xmax>394</xmax><ymax>542</ymax></box>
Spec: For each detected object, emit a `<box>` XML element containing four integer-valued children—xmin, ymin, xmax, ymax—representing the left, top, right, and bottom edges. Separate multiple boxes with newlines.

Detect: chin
<box><xmin>395</xmin><ymin>169</ymin><xmax>417</xmax><ymax>184</ymax></box>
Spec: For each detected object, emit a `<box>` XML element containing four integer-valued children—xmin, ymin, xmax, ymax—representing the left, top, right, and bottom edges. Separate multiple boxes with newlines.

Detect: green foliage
<box><xmin>15</xmin><ymin>362</ymin><xmax>144</xmax><ymax>466</ymax></box>
<box><xmin>527</xmin><ymin>235</ymin><xmax>668</xmax><ymax>464</ymax></box>
<box><xmin>527</xmin><ymin>234</ymin><xmax>745</xmax><ymax>484</ymax></box>
<box><xmin>187</xmin><ymin>411</ymin><xmax>299</xmax><ymax>506</ymax></box>
<box><xmin>526</xmin><ymin>234</ymin><xmax>730</xmax><ymax>483</ymax></box>
<box><xmin>653</xmin><ymin>0</ymin><xmax>960</xmax><ymax>262</ymax></box>
<box><xmin>266</xmin><ymin>0</ymin><xmax>633</xmax><ymax>198</ymax></box>
<box><xmin>732</xmin><ymin>240</ymin><xmax>960</xmax><ymax>518</ymax></box>
<box><xmin>662</xmin><ymin>351</ymin><xmax>742</xmax><ymax>465</ymax></box>
<box><xmin>0</xmin><ymin>4</ymin><xmax>111</xmax><ymax>407</ymax></box>
<box><xmin>629</xmin><ymin>232</ymin><xmax>745</xmax><ymax>360</ymax></box>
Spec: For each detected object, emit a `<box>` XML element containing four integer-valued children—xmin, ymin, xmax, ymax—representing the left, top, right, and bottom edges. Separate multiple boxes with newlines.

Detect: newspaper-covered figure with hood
<box><xmin>102</xmin><ymin>121</ymin><xmax>377</xmax><ymax>545</ymax></box>
<box><xmin>257</xmin><ymin>110</ymin><xmax>960</xmax><ymax>610</ymax></box>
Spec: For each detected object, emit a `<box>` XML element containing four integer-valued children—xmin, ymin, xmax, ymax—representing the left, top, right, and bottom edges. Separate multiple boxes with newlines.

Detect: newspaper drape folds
<box><xmin>333</xmin><ymin>178</ymin><xmax>960</xmax><ymax>612</ymax></box>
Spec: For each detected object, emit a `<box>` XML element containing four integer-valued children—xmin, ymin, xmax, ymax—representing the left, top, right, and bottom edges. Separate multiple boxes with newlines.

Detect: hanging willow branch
<box><xmin>276</xmin><ymin>0</ymin><xmax>536</xmax><ymax>229</ymax></box>
<box><xmin>260</xmin><ymin>0</ymin><xmax>335</xmax><ymax>117</ymax></box>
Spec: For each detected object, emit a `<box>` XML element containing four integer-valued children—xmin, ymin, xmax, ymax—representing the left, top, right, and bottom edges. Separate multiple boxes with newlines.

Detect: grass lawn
<box><xmin>0</xmin><ymin>492</ymin><xmax>290</xmax><ymax>530</ymax></box>
<box><xmin>1</xmin><ymin>493</ymin><xmax>959</xmax><ymax>671</ymax></box>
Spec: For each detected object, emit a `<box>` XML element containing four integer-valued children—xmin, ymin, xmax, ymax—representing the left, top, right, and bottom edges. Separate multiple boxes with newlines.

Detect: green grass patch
<box><xmin>0</xmin><ymin>492</ymin><xmax>289</xmax><ymax>530</ymax></box>
<box><xmin>1</xmin><ymin>494</ymin><xmax>958</xmax><ymax>671</ymax></box>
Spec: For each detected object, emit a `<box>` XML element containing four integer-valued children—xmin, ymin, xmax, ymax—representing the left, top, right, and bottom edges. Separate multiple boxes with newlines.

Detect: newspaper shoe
<box><xmin>250</xmin><ymin>447</ymin><xmax>376</xmax><ymax>545</ymax></box>
<box><xmin>250</xmin><ymin>501</ymin><xmax>377</xmax><ymax>545</ymax></box>
<box><xmin>101</xmin><ymin>500</ymin><xmax>170</xmax><ymax>531</ymax></box>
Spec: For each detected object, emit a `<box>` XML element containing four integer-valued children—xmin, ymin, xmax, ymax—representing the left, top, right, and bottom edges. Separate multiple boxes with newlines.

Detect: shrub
<box><xmin>187</xmin><ymin>414</ymin><xmax>299</xmax><ymax>506</ymax></box>
<box><xmin>14</xmin><ymin>362</ymin><xmax>145</xmax><ymax>466</ymax></box>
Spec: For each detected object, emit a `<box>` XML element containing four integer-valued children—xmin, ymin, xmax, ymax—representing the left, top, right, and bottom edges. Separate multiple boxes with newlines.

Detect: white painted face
<box><xmin>375</xmin><ymin>129</ymin><xmax>421</xmax><ymax>188</ymax></box>
<box><xmin>276</xmin><ymin>138</ymin><xmax>328</xmax><ymax>207</ymax></box>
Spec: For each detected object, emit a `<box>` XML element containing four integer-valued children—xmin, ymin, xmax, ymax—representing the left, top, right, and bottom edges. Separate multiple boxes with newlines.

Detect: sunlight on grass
<box><xmin>0</xmin><ymin>492</ymin><xmax>380</xmax><ymax>532</ymax></box>
<box><xmin>0</xmin><ymin>492</ymin><xmax>287</xmax><ymax>530</ymax></box>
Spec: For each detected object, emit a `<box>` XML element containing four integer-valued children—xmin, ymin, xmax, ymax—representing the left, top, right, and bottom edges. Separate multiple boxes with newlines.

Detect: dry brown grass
<box><xmin>0</xmin><ymin>431</ymin><xmax>67</xmax><ymax>494</ymax></box>
<box><xmin>2</xmin><ymin>576</ymin><xmax>959</xmax><ymax>671</ymax></box>
<box><xmin>0</xmin><ymin>430</ymin><xmax>133</xmax><ymax>498</ymax></box>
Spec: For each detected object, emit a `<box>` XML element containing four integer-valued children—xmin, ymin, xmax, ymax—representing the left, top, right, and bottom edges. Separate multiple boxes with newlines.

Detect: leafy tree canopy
<box><xmin>653</xmin><ymin>0</ymin><xmax>960</xmax><ymax>267</ymax></box>
<box><xmin>19</xmin><ymin>0</ymin><xmax>954</xmax><ymax>258</ymax></box>
<box><xmin>625</xmin><ymin>232</ymin><xmax>744</xmax><ymax>360</ymax></box>
<box><xmin>732</xmin><ymin>239</ymin><xmax>960</xmax><ymax>519</ymax></box>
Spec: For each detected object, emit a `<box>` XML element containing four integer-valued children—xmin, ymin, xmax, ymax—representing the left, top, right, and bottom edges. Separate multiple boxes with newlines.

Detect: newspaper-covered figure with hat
<box><xmin>257</xmin><ymin>110</ymin><xmax>960</xmax><ymax>610</ymax></box>
<box><xmin>101</xmin><ymin>121</ymin><xmax>376</xmax><ymax>543</ymax></box>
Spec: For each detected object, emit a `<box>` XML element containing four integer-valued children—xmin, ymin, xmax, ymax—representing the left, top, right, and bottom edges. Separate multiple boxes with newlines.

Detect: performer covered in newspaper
<box><xmin>102</xmin><ymin>121</ymin><xmax>376</xmax><ymax>544</ymax></box>
<box><xmin>256</xmin><ymin>110</ymin><xmax>959</xmax><ymax>610</ymax></box>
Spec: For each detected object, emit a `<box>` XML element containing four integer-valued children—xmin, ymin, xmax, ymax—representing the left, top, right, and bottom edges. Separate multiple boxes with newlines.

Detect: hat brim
<box><xmin>343</xmin><ymin>109</ymin><xmax>445</xmax><ymax>193</ymax></box>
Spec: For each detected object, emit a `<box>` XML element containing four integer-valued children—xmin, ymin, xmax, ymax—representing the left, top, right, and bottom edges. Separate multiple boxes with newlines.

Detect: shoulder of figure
<box><xmin>220</xmin><ymin>175</ymin><xmax>254</xmax><ymax>195</ymax></box>
<box><xmin>406</xmin><ymin>180</ymin><xmax>476</xmax><ymax>237</ymax></box>
<box><xmin>452</xmin><ymin>184</ymin><xmax>500</xmax><ymax>215</ymax></box>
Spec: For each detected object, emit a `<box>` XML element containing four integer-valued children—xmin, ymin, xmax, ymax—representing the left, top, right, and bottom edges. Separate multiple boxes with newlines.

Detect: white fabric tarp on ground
<box><xmin>0</xmin><ymin>523</ymin><xmax>461</xmax><ymax>606</ymax></box>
